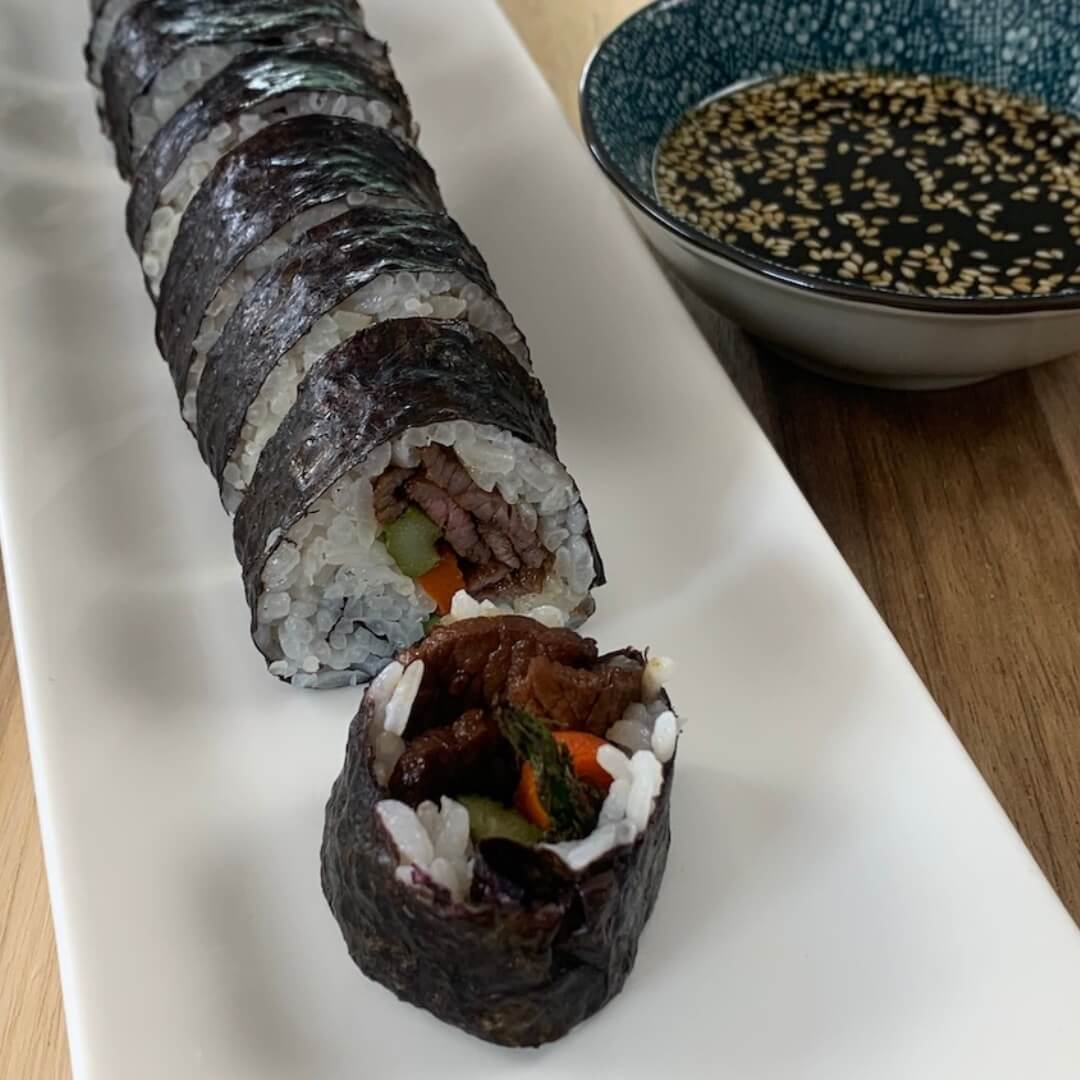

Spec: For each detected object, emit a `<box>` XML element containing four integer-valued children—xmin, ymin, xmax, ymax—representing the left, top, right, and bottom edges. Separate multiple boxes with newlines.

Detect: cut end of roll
<box><xmin>321</xmin><ymin>612</ymin><xmax>678</xmax><ymax>1045</ymax></box>
<box><xmin>256</xmin><ymin>421</ymin><xmax>602</xmax><ymax>688</ymax></box>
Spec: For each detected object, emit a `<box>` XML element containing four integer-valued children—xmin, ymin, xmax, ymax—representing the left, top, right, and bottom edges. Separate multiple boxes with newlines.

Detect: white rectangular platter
<box><xmin>2</xmin><ymin>1</ymin><xmax>1080</xmax><ymax>1077</ymax></box>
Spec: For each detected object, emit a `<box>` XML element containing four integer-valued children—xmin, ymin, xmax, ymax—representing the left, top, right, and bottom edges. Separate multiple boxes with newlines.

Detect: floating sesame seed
<box><xmin>655</xmin><ymin>70</ymin><xmax>1080</xmax><ymax>300</ymax></box>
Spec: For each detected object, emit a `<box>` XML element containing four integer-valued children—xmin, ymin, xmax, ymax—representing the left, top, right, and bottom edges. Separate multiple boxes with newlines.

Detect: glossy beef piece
<box><xmin>417</xmin><ymin>447</ymin><xmax>547</xmax><ymax>569</ymax></box>
<box><xmin>371</xmin><ymin>446</ymin><xmax>548</xmax><ymax>596</ymax></box>
<box><xmin>401</xmin><ymin>616</ymin><xmax>643</xmax><ymax>735</ymax></box>
<box><xmin>371</xmin><ymin>466</ymin><xmax>414</xmax><ymax>524</ymax></box>
<box><xmin>507</xmin><ymin>656</ymin><xmax>643</xmax><ymax>736</ymax></box>
<box><xmin>400</xmin><ymin>615</ymin><xmax>597</xmax><ymax>727</ymax></box>
<box><xmin>404</xmin><ymin>477</ymin><xmax>492</xmax><ymax>564</ymax></box>
<box><xmin>388</xmin><ymin>709</ymin><xmax>516</xmax><ymax>805</ymax></box>
<box><xmin>477</xmin><ymin>564</ymin><xmax>548</xmax><ymax>598</ymax></box>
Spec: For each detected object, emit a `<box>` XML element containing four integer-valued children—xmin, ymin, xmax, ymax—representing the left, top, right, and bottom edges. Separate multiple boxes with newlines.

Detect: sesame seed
<box><xmin>654</xmin><ymin>70</ymin><xmax>1080</xmax><ymax>300</ymax></box>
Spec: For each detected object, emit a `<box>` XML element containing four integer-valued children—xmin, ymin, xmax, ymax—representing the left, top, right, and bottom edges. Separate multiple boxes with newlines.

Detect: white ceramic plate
<box><xmin>2</xmin><ymin>2</ymin><xmax>1080</xmax><ymax>1077</ymax></box>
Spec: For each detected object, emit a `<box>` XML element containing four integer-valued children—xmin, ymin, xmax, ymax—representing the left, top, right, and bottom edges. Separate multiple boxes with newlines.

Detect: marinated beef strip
<box><xmin>404</xmin><ymin>477</ymin><xmax>493</xmax><ymax>565</ymax></box>
<box><xmin>418</xmin><ymin>447</ymin><xmax>546</xmax><ymax>569</ymax></box>
<box><xmin>463</xmin><ymin>562</ymin><xmax>512</xmax><ymax>594</ymax></box>
<box><xmin>371</xmin><ymin>446</ymin><xmax>550</xmax><ymax>596</ymax></box>
<box><xmin>391</xmin><ymin>618</ymin><xmax>645</xmax><ymax>794</ymax></box>
<box><xmin>400</xmin><ymin>616</ymin><xmax>598</xmax><ymax>723</ymax></box>
<box><xmin>388</xmin><ymin>708</ymin><xmax>517</xmax><ymax>805</ymax></box>
<box><xmin>372</xmin><ymin>466</ymin><xmax>415</xmax><ymax>524</ymax></box>
<box><xmin>507</xmin><ymin>657</ymin><xmax>643</xmax><ymax>736</ymax></box>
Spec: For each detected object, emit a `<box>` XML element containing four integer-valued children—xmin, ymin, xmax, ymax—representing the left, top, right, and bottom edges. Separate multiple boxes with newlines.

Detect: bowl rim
<box><xmin>578</xmin><ymin>0</ymin><xmax>1080</xmax><ymax>317</ymax></box>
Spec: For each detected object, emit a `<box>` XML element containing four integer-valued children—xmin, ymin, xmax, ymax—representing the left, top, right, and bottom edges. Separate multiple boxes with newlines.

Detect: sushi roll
<box><xmin>195</xmin><ymin>203</ymin><xmax>528</xmax><ymax>513</ymax></box>
<box><xmin>84</xmin><ymin>1</ymin><xmax>609</xmax><ymax>688</ymax></box>
<box><xmin>234</xmin><ymin>319</ymin><xmax>603</xmax><ymax>688</ymax></box>
<box><xmin>96</xmin><ymin>0</ymin><xmax>387</xmax><ymax>176</ymax></box>
<box><xmin>128</xmin><ymin>47</ymin><xmax>416</xmax><ymax>298</ymax></box>
<box><xmin>152</xmin><ymin>115</ymin><xmax>443</xmax><ymax>427</ymax></box>
<box><xmin>321</xmin><ymin>609</ymin><xmax>679</xmax><ymax>1045</ymax></box>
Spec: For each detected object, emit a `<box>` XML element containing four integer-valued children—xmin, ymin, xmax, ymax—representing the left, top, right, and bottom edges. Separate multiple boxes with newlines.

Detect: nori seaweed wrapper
<box><xmin>155</xmin><ymin>115</ymin><xmax>443</xmax><ymax>405</ymax></box>
<box><xmin>126</xmin><ymin>46</ymin><xmax>414</xmax><ymax>256</ymax></box>
<box><xmin>195</xmin><ymin>204</ymin><xmax>511</xmax><ymax>489</ymax></box>
<box><xmin>320</xmin><ymin>683</ymin><xmax>674</xmax><ymax>1046</ymax></box>
<box><xmin>100</xmin><ymin>0</ymin><xmax>383</xmax><ymax>176</ymax></box>
<box><xmin>232</xmin><ymin>318</ymin><xmax>605</xmax><ymax>673</ymax></box>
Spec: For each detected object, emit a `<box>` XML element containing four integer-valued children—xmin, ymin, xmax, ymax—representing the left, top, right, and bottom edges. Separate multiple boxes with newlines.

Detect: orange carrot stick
<box><xmin>552</xmin><ymin>731</ymin><xmax>613</xmax><ymax>790</ymax></box>
<box><xmin>514</xmin><ymin>731</ymin><xmax>613</xmax><ymax>829</ymax></box>
<box><xmin>514</xmin><ymin>763</ymin><xmax>550</xmax><ymax>830</ymax></box>
<box><xmin>417</xmin><ymin>547</ymin><xmax>466</xmax><ymax>615</ymax></box>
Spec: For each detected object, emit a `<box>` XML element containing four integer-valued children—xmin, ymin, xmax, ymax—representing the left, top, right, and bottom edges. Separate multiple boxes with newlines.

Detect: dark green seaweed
<box><xmin>155</xmin><ymin>115</ymin><xmax>443</xmax><ymax>405</ymax></box>
<box><xmin>498</xmin><ymin>709</ymin><xmax>601</xmax><ymax>841</ymax></box>
<box><xmin>100</xmin><ymin>0</ymin><xmax>381</xmax><ymax>175</ymax></box>
<box><xmin>195</xmin><ymin>204</ymin><xmax>510</xmax><ymax>490</ymax></box>
<box><xmin>233</xmin><ymin>318</ymin><xmax>604</xmax><ymax>673</ymax></box>
<box><xmin>320</xmin><ymin>682</ymin><xmax>674</xmax><ymax>1046</ymax></box>
<box><xmin>126</xmin><ymin>47</ymin><xmax>413</xmax><ymax>257</ymax></box>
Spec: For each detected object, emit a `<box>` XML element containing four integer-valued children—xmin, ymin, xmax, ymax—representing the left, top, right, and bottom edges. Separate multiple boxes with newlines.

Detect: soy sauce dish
<box><xmin>580</xmin><ymin>0</ymin><xmax>1080</xmax><ymax>387</ymax></box>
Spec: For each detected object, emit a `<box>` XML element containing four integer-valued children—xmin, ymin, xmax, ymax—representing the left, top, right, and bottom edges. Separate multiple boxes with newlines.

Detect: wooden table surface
<box><xmin>4</xmin><ymin>2</ymin><xmax>1080</xmax><ymax>1076</ymax></box>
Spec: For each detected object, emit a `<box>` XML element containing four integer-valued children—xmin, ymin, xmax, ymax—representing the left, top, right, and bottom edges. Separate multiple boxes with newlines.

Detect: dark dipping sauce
<box><xmin>655</xmin><ymin>71</ymin><xmax>1080</xmax><ymax>300</ymax></box>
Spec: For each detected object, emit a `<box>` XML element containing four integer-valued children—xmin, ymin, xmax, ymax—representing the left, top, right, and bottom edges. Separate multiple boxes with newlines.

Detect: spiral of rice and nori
<box><xmin>321</xmin><ymin>611</ymin><xmax>679</xmax><ymax>1045</ymax></box>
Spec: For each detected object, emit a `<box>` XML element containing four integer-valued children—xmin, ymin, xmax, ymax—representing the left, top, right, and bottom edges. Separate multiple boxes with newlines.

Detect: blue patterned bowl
<box><xmin>581</xmin><ymin>0</ymin><xmax>1080</xmax><ymax>387</ymax></box>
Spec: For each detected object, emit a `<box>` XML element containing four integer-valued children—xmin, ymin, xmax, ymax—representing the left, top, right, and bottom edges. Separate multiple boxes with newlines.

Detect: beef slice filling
<box><xmin>385</xmin><ymin>616</ymin><xmax>645</xmax><ymax>806</ymax></box>
<box><xmin>388</xmin><ymin>708</ymin><xmax>518</xmax><ymax>805</ymax></box>
<box><xmin>374</xmin><ymin>446</ymin><xmax>550</xmax><ymax>596</ymax></box>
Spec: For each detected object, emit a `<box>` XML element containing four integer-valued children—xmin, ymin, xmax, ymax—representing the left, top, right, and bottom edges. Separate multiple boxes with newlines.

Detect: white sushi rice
<box><xmin>219</xmin><ymin>271</ymin><xmax>528</xmax><ymax>513</ymax></box>
<box><xmin>441</xmin><ymin>589</ymin><xmax>567</xmax><ymax>630</ymax></box>
<box><xmin>383</xmin><ymin>658</ymin><xmax>424</xmax><ymax>737</ymax></box>
<box><xmin>130</xmin><ymin>44</ymin><xmax>238</xmax><ymax>158</ymax></box>
<box><xmin>606</xmin><ymin>697</ymin><xmax>683</xmax><ymax>758</ymax></box>
<box><xmin>180</xmin><ymin>195</ymin><xmax>381</xmax><ymax>429</ymax></box>
<box><xmin>642</xmin><ymin>655</ymin><xmax>675</xmax><ymax>703</ymax></box>
<box><xmin>541</xmin><ymin>672</ymin><xmax>681</xmax><ymax>873</ymax></box>
<box><xmin>378</xmin><ymin>798</ymin><xmax>474</xmax><ymax>903</ymax></box>
<box><xmin>258</xmin><ymin>422</ymin><xmax>597</xmax><ymax>688</ymax></box>
<box><xmin>365</xmin><ymin>659</ymin><xmax>406</xmax><ymax>783</ymax></box>
<box><xmin>367</xmin><ymin>667</ymin><xmax>474</xmax><ymax>903</ymax></box>
<box><xmin>141</xmin><ymin>90</ymin><xmax>410</xmax><ymax>298</ymax></box>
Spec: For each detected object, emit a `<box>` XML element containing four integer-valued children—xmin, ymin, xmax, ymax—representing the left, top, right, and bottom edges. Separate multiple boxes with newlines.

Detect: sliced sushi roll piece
<box><xmin>321</xmin><ymin>612</ymin><xmax>678</xmax><ymax>1045</ymax></box>
<box><xmin>233</xmin><ymin>319</ymin><xmax>604</xmax><ymax>688</ymax></box>
<box><xmin>98</xmin><ymin>0</ymin><xmax>386</xmax><ymax>176</ymax></box>
<box><xmin>128</xmin><ymin>47</ymin><xmax>415</xmax><ymax>299</ymax></box>
<box><xmin>153</xmin><ymin>115</ymin><xmax>442</xmax><ymax>429</ymax></box>
<box><xmin>194</xmin><ymin>203</ymin><xmax>528</xmax><ymax>515</ymax></box>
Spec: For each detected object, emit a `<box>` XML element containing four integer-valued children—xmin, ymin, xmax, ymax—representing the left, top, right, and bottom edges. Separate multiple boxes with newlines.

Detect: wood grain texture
<box><xmin>3</xmin><ymin>2</ymin><xmax>1079</xmax><ymax>1076</ymax></box>
<box><xmin>500</xmin><ymin>0</ymin><xmax>1080</xmax><ymax>918</ymax></box>
<box><xmin>0</xmin><ymin>567</ymin><xmax>71</xmax><ymax>1080</ymax></box>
